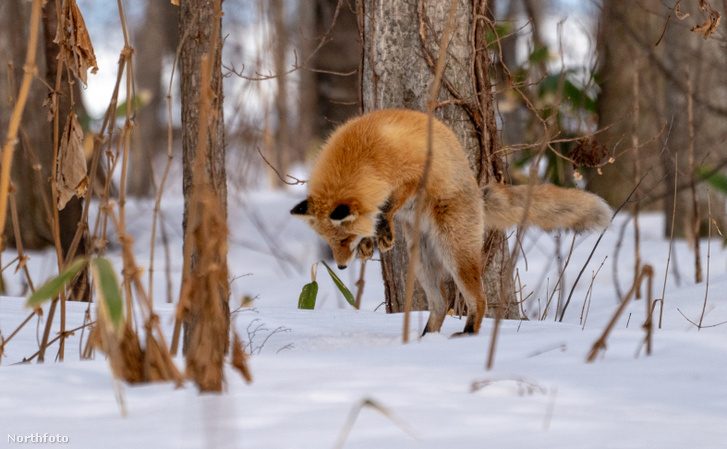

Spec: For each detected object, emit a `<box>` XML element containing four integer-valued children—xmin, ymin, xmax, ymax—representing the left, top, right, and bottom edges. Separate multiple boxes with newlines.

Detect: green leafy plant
<box><xmin>90</xmin><ymin>257</ymin><xmax>124</xmax><ymax>335</ymax></box>
<box><xmin>26</xmin><ymin>258</ymin><xmax>86</xmax><ymax>308</ymax></box>
<box><xmin>298</xmin><ymin>264</ymin><xmax>319</xmax><ymax>310</ymax></box>
<box><xmin>26</xmin><ymin>257</ymin><xmax>125</xmax><ymax>335</ymax></box>
<box><xmin>698</xmin><ymin>167</ymin><xmax>727</xmax><ymax>194</ymax></box>
<box><xmin>297</xmin><ymin>261</ymin><xmax>356</xmax><ymax>310</ymax></box>
<box><xmin>697</xmin><ymin>167</ymin><xmax>727</xmax><ymax>245</ymax></box>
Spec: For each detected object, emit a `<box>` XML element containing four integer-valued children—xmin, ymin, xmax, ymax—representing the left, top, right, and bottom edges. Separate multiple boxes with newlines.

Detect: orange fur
<box><xmin>292</xmin><ymin>109</ymin><xmax>611</xmax><ymax>335</ymax></box>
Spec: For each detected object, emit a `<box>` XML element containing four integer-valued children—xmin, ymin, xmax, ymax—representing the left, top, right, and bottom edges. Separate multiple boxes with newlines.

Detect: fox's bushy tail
<box><xmin>482</xmin><ymin>183</ymin><xmax>612</xmax><ymax>233</ymax></box>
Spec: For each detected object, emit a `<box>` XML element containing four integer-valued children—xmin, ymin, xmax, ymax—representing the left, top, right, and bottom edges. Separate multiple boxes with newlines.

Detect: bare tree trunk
<box><xmin>42</xmin><ymin>0</ymin><xmax>91</xmax><ymax>301</ymax></box>
<box><xmin>360</xmin><ymin>0</ymin><xmax>517</xmax><ymax>320</ymax></box>
<box><xmin>298</xmin><ymin>0</ymin><xmax>361</xmax><ymax>151</ymax></box>
<box><xmin>180</xmin><ymin>0</ymin><xmax>229</xmax><ymax>357</ymax></box>
<box><xmin>129</xmin><ymin>0</ymin><xmax>179</xmax><ymax>197</ymax></box>
<box><xmin>1</xmin><ymin>0</ymin><xmax>54</xmax><ymax>251</ymax></box>
<box><xmin>0</xmin><ymin>0</ymin><xmax>90</xmax><ymax>300</ymax></box>
<box><xmin>270</xmin><ymin>0</ymin><xmax>290</xmax><ymax>188</ymax></box>
<box><xmin>592</xmin><ymin>1</ymin><xmax>726</xmax><ymax>238</ymax></box>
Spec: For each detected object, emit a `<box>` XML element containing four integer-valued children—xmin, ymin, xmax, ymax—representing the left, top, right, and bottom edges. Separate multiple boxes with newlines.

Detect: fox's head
<box><xmin>291</xmin><ymin>198</ymin><xmax>376</xmax><ymax>269</ymax></box>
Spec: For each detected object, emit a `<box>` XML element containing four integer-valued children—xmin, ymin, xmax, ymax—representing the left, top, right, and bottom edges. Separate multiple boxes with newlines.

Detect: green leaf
<box><xmin>698</xmin><ymin>167</ymin><xmax>727</xmax><ymax>195</ymax></box>
<box><xmin>26</xmin><ymin>258</ymin><xmax>86</xmax><ymax>308</ymax></box>
<box><xmin>91</xmin><ymin>258</ymin><xmax>124</xmax><ymax>335</ymax></box>
<box><xmin>115</xmin><ymin>93</ymin><xmax>151</xmax><ymax>118</ymax></box>
<box><xmin>320</xmin><ymin>260</ymin><xmax>356</xmax><ymax>308</ymax></box>
<box><xmin>297</xmin><ymin>281</ymin><xmax>318</xmax><ymax>310</ymax></box>
<box><xmin>529</xmin><ymin>45</ymin><xmax>549</xmax><ymax>64</ymax></box>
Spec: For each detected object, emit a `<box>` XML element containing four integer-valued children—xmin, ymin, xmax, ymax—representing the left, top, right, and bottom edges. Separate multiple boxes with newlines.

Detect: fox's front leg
<box><xmin>356</xmin><ymin>237</ymin><xmax>375</xmax><ymax>260</ymax></box>
<box><xmin>375</xmin><ymin>185</ymin><xmax>415</xmax><ymax>253</ymax></box>
<box><xmin>375</xmin><ymin>214</ymin><xmax>395</xmax><ymax>252</ymax></box>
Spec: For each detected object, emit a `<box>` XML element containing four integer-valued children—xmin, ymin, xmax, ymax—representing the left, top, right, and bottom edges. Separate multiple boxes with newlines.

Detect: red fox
<box><xmin>291</xmin><ymin>109</ymin><xmax>611</xmax><ymax>335</ymax></box>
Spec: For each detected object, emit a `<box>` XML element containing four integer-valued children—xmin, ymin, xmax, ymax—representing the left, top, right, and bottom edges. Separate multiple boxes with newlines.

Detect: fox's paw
<box><xmin>450</xmin><ymin>331</ymin><xmax>477</xmax><ymax>338</ymax></box>
<box><xmin>357</xmin><ymin>237</ymin><xmax>375</xmax><ymax>260</ymax></box>
<box><xmin>375</xmin><ymin>218</ymin><xmax>395</xmax><ymax>252</ymax></box>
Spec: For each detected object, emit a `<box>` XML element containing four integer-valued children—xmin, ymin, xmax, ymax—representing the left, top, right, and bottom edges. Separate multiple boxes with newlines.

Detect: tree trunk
<box><xmin>0</xmin><ymin>0</ymin><xmax>90</xmax><ymax>301</ymax></box>
<box><xmin>180</xmin><ymin>0</ymin><xmax>229</xmax><ymax>358</ymax></box>
<box><xmin>360</xmin><ymin>0</ymin><xmax>518</xmax><ymax>320</ymax></box>
<box><xmin>129</xmin><ymin>0</ymin><xmax>179</xmax><ymax>197</ymax></box>
<box><xmin>42</xmin><ymin>0</ymin><xmax>91</xmax><ymax>301</ymax></box>
<box><xmin>270</xmin><ymin>0</ymin><xmax>290</xmax><ymax>188</ymax></box>
<box><xmin>592</xmin><ymin>1</ymin><xmax>726</xmax><ymax>238</ymax></box>
<box><xmin>297</xmin><ymin>0</ymin><xmax>361</xmax><ymax>152</ymax></box>
<box><xmin>1</xmin><ymin>0</ymin><xmax>54</xmax><ymax>251</ymax></box>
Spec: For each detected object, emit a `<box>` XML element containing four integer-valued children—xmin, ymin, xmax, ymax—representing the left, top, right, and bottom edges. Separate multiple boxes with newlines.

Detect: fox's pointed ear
<box><xmin>330</xmin><ymin>203</ymin><xmax>356</xmax><ymax>226</ymax></box>
<box><xmin>291</xmin><ymin>199</ymin><xmax>310</xmax><ymax>216</ymax></box>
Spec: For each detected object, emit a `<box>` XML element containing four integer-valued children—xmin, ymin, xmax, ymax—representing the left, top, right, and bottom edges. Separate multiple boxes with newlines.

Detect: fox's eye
<box><xmin>340</xmin><ymin>237</ymin><xmax>352</xmax><ymax>247</ymax></box>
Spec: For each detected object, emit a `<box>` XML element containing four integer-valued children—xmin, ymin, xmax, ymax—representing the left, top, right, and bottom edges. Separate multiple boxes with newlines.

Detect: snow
<box><xmin>1</xmin><ymin>187</ymin><xmax>727</xmax><ymax>448</ymax></box>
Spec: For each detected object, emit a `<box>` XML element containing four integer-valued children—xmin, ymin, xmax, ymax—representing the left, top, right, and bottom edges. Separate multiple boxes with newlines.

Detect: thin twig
<box><xmin>0</xmin><ymin>0</ymin><xmax>44</xmax><ymax>249</ymax></box>
<box><xmin>402</xmin><ymin>0</ymin><xmax>459</xmax><ymax>343</ymax></box>
<box><xmin>586</xmin><ymin>265</ymin><xmax>653</xmax><ymax>363</ymax></box>
<box><xmin>697</xmin><ymin>193</ymin><xmax>712</xmax><ymax>329</ymax></box>
<box><xmin>632</xmin><ymin>69</ymin><xmax>642</xmax><ymax>299</ymax></box>
<box><xmin>686</xmin><ymin>68</ymin><xmax>702</xmax><ymax>283</ymax></box>
<box><xmin>559</xmin><ymin>118</ymin><xmax>673</xmax><ymax>322</ymax></box>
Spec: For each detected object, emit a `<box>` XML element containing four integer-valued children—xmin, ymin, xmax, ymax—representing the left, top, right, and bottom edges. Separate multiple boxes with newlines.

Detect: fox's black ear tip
<box><xmin>291</xmin><ymin>199</ymin><xmax>309</xmax><ymax>216</ymax></box>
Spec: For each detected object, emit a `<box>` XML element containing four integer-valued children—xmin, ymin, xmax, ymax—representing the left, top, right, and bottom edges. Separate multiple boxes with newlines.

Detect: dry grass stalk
<box><xmin>332</xmin><ymin>398</ymin><xmax>417</xmax><ymax>449</ymax></box>
<box><xmin>697</xmin><ymin>193</ymin><xmax>713</xmax><ymax>329</ymax></box>
<box><xmin>656</xmin><ymin>149</ymin><xmax>679</xmax><ymax>329</ymax></box>
<box><xmin>108</xmin><ymin>209</ymin><xmax>184</xmax><ymax>385</ymax></box>
<box><xmin>231</xmin><ymin>331</ymin><xmax>253</xmax><ymax>384</ymax></box>
<box><xmin>580</xmin><ymin>257</ymin><xmax>607</xmax><ymax>330</ymax></box>
<box><xmin>541</xmin><ymin>234</ymin><xmax>576</xmax><ymax>321</ymax></box>
<box><xmin>9</xmin><ymin>188</ymin><xmax>35</xmax><ymax>292</ymax></box>
<box><xmin>354</xmin><ymin>259</ymin><xmax>366</xmax><ymax>309</ymax></box>
<box><xmin>632</xmin><ymin>69</ymin><xmax>642</xmax><ymax>299</ymax></box>
<box><xmin>586</xmin><ymin>264</ymin><xmax>654</xmax><ymax>363</ymax></box>
<box><xmin>402</xmin><ymin>0</ymin><xmax>459</xmax><ymax>343</ymax></box>
<box><xmin>686</xmin><ymin>68</ymin><xmax>702</xmax><ymax>283</ymax></box>
<box><xmin>560</xmin><ymin>120</ymin><xmax>672</xmax><ymax>322</ymax></box>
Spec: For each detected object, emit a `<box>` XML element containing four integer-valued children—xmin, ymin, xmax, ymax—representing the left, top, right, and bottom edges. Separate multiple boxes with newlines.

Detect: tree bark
<box><xmin>180</xmin><ymin>0</ymin><xmax>229</xmax><ymax>356</ymax></box>
<box><xmin>1</xmin><ymin>0</ymin><xmax>54</xmax><ymax>251</ymax></box>
<box><xmin>0</xmin><ymin>0</ymin><xmax>90</xmax><ymax>301</ymax></box>
<box><xmin>360</xmin><ymin>0</ymin><xmax>517</xmax><ymax>320</ymax></box>
<box><xmin>592</xmin><ymin>1</ymin><xmax>726</xmax><ymax>238</ymax></box>
<box><xmin>129</xmin><ymin>0</ymin><xmax>179</xmax><ymax>197</ymax></box>
<box><xmin>270</xmin><ymin>0</ymin><xmax>290</xmax><ymax>188</ymax></box>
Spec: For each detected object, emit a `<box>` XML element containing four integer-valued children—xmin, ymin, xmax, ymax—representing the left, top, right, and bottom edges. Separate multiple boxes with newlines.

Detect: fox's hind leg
<box><xmin>417</xmin><ymin>235</ymin><xmax>450</xmax><ymax>335</ymax></box>
<box><xmin>401</xmin><ymin>222</ymin><xmax>449</xmax><ymax>334</ymax></box>
<box><xmin>448</xmin><ymin>254</ymin><xmax>486</xmax><ymax>335</ymax></box>
<box><xmin>431</xmin><ymin>200</ymin><xmax>487</xmax><ymax>335</ymax></box>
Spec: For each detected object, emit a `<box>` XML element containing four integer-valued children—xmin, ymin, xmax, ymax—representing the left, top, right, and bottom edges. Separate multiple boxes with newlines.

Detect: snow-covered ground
<box><xmin>1</xmin><ymin>186</ymin><xmax>726</xmax><ymax>449</ymax></box>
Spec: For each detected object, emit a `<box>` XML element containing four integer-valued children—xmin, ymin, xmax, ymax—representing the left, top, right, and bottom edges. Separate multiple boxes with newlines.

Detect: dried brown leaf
<box><xmin>55</xmin><ymin>0</ymin><xmax>99</xmax><ymax>84</ymax></box>
<box><xmin>56</xmin><ymin>111</ymin><xmax>88</xmax><ymax>210</ymax></box>
<box><xmin>43</xmin><ymin>91</ymin><xmax>57</xmax><ymax>122</ymax></box>
<box><xmin>571</xmin><ymin>137</ymin><xmax>609</xmax><ymax>168</ymax></box>
<box><xmin>691</xmin><ymin>1</ymin><xmax>722</xmax><ymax>39</ymax></box>
<box><xmin>145</xmin><ymin>322</ymin><xmax>184</xmax><ymax>386</ymax></box>
<box><xmin>675</xmin><ymin>4</ymin><xmax>689</xmax><ymax>20</ymax></box>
